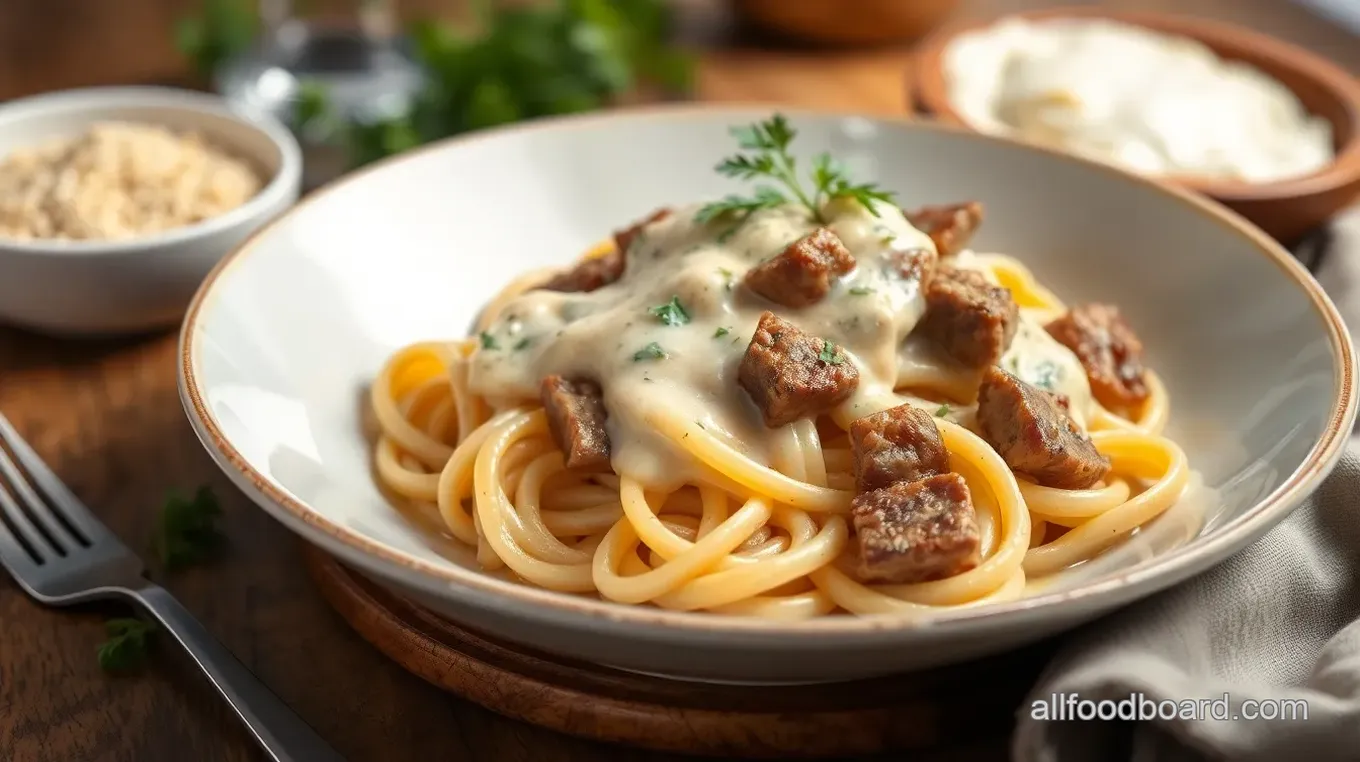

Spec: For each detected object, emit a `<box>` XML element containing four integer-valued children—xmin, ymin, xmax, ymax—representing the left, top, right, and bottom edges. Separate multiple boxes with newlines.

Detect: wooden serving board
<box><xmin>303</xmin><ymin>545</ymin><xmax>1053</xmax><ymax>759</ymax></box>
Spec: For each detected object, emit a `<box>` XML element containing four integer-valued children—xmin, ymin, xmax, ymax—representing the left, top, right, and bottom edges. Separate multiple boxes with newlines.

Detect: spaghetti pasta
<box><xmin>369</xmin><ymin>229</ymin><xmax>1191</xmax><ymax>619</ymax></box>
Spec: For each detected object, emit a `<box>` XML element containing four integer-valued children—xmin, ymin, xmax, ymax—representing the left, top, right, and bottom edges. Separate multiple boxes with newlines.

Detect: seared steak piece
<box><xmin>905</xmin><ymin>201</ymin><xmax>983</xmax><ymax>257</ymax></box>
<box><xmin>613</xmin><ymin>208</ymin><xmax>672</xmax><ymax>256</ymax></box>
<box><xmin>738</xmin><ymin>311</ymin><xmax>860</xmax><ymax>428</ymax></box>
<box><xmin>744</xmin><ymin>227</ymin><xmax>856</xmax><ymax>308</ymax></box>
<box><xmin>540</xmin><ymin>208</ymin><xmax>671</xmax><ymax>292</ymax></box>
<box><xmin>916</xmin><ymin>265</ymin><xmax>1019</xmax><ymax>368</ymax></box>
<box><xmin>1045</xmin><ymin>303</ymin><xmax>1150</xmax><ymax>411</ymax></box>
<box><xmin>540</xmin><ymin>375</ymin><xmax>611</xmax><ymax>470</ymax></box>
<box><xmin>888</xmin><ymin>246</ymin><xmax>937</xmax><ymax>286</ymax></box>
<box><xmin>853</xmin><ymin>473</ymin><xmax>982</xmax><ymax>583</ymax></box>
<box><xmin>976</xmin><ymin>367</ymin><xmax>1110</xmax><ymax>489</ymax></box>
<box><xmin>849</xmin><ymin>404</ymin><xmax>949</xmax><ymax>493</ymax></box>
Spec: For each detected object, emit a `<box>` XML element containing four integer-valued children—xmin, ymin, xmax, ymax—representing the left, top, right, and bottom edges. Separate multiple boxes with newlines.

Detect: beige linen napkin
<box><xmin>1013</xmin><ymin>210</ymin><xmax>1360</xmax><ymax>762</ymax></box>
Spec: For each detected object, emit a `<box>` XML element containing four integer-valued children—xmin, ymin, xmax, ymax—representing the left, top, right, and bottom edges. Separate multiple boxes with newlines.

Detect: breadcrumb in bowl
<box><xmin>0</xmin><ymin>122</ymin><xmax>264</xmax><ymax>243</ymax></box>
<box><xmin>0</xmin><ymin>87</ymin><xmax>301</xmax><ymax>335</ymax></box>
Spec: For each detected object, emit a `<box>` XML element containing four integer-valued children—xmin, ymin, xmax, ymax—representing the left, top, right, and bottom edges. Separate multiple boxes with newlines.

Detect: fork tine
<box><xmin>0</xmin><ymin>411</ymin><xmax>108</xmax><ymax>544</ymax></box>
<box><xmin>0</xmin><ymin>479</ymin><xmax>57</xmax><ymax>562</ymax></box>
<box><xmin>0</xmin><ymin>428</ymin><xmax>86</xmax><ymax>552</ymax></box>
<box><xmin>0</xmin><ymin>503</ymin><xmax>39</xmax><ymax>577</ymax></box>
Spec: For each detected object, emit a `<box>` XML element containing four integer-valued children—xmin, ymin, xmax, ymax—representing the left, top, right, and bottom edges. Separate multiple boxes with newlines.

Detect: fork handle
<box><xmin>132</xmin><ymin>584</ymin><xmax>347</xmax><ymax>762</ymax></box>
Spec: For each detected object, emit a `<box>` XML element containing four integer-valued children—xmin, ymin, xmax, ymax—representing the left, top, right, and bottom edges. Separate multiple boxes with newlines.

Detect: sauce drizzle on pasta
<box><xmin>370</xmin><ymin>183</ymin><xmax>1191</xmax><ymax>618</ymax></box>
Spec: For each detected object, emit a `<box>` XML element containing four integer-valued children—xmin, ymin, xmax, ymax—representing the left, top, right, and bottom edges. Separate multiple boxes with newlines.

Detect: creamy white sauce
<box><xmin>467</xmin><ymin>201</ymin><xmax>1091</xmax><ymax>489</ymax></box>
<box><xmin>943</xmin><ymin>18</ymin><xmax>1334</xmax><ymax>183</ymax></box>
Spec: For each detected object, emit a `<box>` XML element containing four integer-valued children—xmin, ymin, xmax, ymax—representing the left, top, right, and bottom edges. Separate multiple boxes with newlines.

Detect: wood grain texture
<box><xmin>303</xmin><ymin>546</ymin><xmax>1052</xmax><ymax>759</ymax></box>
<box><xmin>0</xmin><ymin>1</ymin><xmax>1356</xmax><ymax>761</ymax></box>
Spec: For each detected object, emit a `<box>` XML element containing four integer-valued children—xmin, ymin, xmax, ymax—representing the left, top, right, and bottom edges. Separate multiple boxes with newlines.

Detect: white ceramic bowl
<box><xmin>179</xmin><ymin>106</ymin><xmax>1356</xmax><ymax>683</ymax></box>
<box><xmin>0</xmin><ymin>87</ymin><xmax>302</xmax><ymax>335</ymax></box>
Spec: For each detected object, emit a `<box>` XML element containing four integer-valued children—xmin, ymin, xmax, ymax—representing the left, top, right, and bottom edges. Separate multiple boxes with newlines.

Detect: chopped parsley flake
<box><xmin>936</xmin><ymin>404</ymin><xmax>951</xmax><ymax>417</ymax></box>
<box><xmin>648</xmin><ymin>296</ymin><xmax>691</xmax><ymax>326</ymax></box>
<box><xmin>713</xmin><ymin>327</ymin><xmax>731</xmax><ymax>338</ymax></box>
<box><xmin>97</xmin><ymin>618</ymin><xmax>156</xmax><ymax>673</ymax></box>
<box><xmin>513</xmin><ymin>337</ymin><xmax>532</xmax><ymax>351</ymax></box>
<box><xmin>154</xmin><ymin>487</ymin><xmax>222</xmax><ymax>570</ymax></box>
<box><xmin>818</xmin><ymin>341</ymin><xmax>845</xmax><ymax>365</ymax></box>
<box><xmin>633</xmin><ymin>342</ymin><xmax>667</xmax><ymax>362</ymax></box>
<box><xmin>848</xmin><ymin>286</ymin><xmax>874</xmax><ymax>296</ymax></box>
<box><xmin>479</xmin><ymin>331</ymin><xmax>499</xmax><ymax>350</ymax></box>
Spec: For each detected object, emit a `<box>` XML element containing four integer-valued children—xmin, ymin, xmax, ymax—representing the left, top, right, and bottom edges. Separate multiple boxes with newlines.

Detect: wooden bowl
<box><xmin>734</xmin><ymin>0</ymin><xmax>961</xmax><ymax>46</ymax></box>
<box><xmin>910</xmin><ymin>8</ymin><xmax>1360</xmax><ymax>243</ymax></box>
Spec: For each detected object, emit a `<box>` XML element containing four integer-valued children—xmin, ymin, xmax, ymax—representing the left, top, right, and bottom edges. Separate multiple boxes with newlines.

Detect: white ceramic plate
<box><xmin>178</xmin><ymin>106</ymin><xmax>1356</xmax><ymax>683</ymax></box>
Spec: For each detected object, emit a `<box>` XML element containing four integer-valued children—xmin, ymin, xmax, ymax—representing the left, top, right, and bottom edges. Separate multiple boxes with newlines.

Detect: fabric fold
<box><xmin>1013</xmin><ymin>210</ymin><xmax>1360</xmax><ymax>761</ymax></box>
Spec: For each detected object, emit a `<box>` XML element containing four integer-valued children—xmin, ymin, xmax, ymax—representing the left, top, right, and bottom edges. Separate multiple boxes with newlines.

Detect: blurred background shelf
<box><xmin>6</xmin><ymin>0</ymin><xmax>1360</xmax><ymax>107</ymax></box>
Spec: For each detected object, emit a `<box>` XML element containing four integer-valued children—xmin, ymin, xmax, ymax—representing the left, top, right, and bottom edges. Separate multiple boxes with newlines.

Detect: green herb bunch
<box><xmin>176</xmin><ymin>0</ymin><xmax>694</xmax><ymax>168</ymax></box>
<box><xmin>175</xmin><ymin>0</ymin><xmax>257</xmax><ymax>82</ymax></box>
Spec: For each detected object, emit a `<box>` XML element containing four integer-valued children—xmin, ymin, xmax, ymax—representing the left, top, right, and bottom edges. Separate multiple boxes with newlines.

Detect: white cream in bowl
<box><xmin>942</xmin><ymin>18</ymin><xmax>1335</xmax><ymax>183</ymax></box>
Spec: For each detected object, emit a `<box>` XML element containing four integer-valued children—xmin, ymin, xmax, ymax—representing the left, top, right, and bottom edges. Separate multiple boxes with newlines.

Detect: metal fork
<box><xmin>0</xmin><ymin>412</ymin><xmax>345</xmax><ymax>762</ymax></box>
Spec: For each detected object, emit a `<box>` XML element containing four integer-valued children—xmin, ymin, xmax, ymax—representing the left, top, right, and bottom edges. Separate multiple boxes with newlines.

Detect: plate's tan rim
<box><xmin>909</xmin><ymin>7</ymin><xmax>1360</xmax><ymax>202</ymax></box>
<box><xmin>178</xmin><ymin>103</ymin><xmax>1357</xmax><ymax>637</ymax></box>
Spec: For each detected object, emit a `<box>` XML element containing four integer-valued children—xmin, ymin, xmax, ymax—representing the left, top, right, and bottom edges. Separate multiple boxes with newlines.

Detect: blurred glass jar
<box><xmin>733</xmin><ymin>0</ymin><xmax>961</xmax><ymax>46</ymax></box>
<box><xmin>214</xmin><ymin>0</ymin><xmax>425</xmax><ymax>187</ymax></box>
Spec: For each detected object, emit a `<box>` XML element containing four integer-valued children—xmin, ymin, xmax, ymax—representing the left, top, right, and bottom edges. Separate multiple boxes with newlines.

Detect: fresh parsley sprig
<box><xmin>692</xmin><ymin>188</ymin><xmax>786</xmax><ymax>227</ymax></box>
<box><xmin>696</xmin><ymin>114</ymin><xmax>897</xmax><ymax>237</ymax></box>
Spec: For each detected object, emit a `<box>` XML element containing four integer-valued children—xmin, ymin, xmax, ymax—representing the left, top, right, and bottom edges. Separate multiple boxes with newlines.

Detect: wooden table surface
<box><xmin>2</xmin><ymin>1</ymin><xmax>1358</xmax><ymax>761</ymax></box>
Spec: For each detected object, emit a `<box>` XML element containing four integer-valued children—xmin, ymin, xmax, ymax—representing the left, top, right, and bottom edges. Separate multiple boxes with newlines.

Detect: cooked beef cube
<box><xmin>1045</xmin><ymin>303</ymin><xmax>1150</xmax><ymax>410</ymax></box>
<box><xmin>539</xmin><ymin>208</ymin><xmax>670</xmax><ymax>293</ymax></box>
<box><xmin>540</xmin><ymin>375</ymin><xmax>611</xmax><ymax>470</ymax></box>
<box><xmin>744</xmin><ymin>227</ymin><xmax>856</xmax><ymax>308</ymax></box>
<box><xmin>976</xmin><ymin>367</ymin><xmax>1110</xmax><ymax>489</ymax></box>
<box><xmin>887</xmin><ymin>246</ymin><xmax>938</xmax><ymax>286</ymax></box>
<box><xmin>540</xmin><ymin>251</ymin><xmax>624</xmax><ymax>293</ymax></box>
<box><xmin>849</xmin><ymin>404</ymin><xmax>949</xmax><ymax>492</ymax></box>
<box><xmin>1048</xmin><ymin>391</ymin><xmax>1072</xmax><ymax>413</ymax></box>
<box><xmin>614</xmin><ymin>208</ymin><xmax>672</xmax><ymax>256</ymax></box>
<box><xmin>853</xmin><ymin>473</ymin><xmax>981</xmax><ymax>583</ymax></box>
<box><xmin>739</xmin><ymin>311</ymin><xmax>860</xmax><ymax>428</ymax></box>
<box><xmin>916</xmin><ymin>265</ymin><xmax>1019</xmax><ymax>368</ymax></box>
<box><xmin>905</xmin><ymin>201</ymin><xmax>983</xmax><ymax>257</ymax></box>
